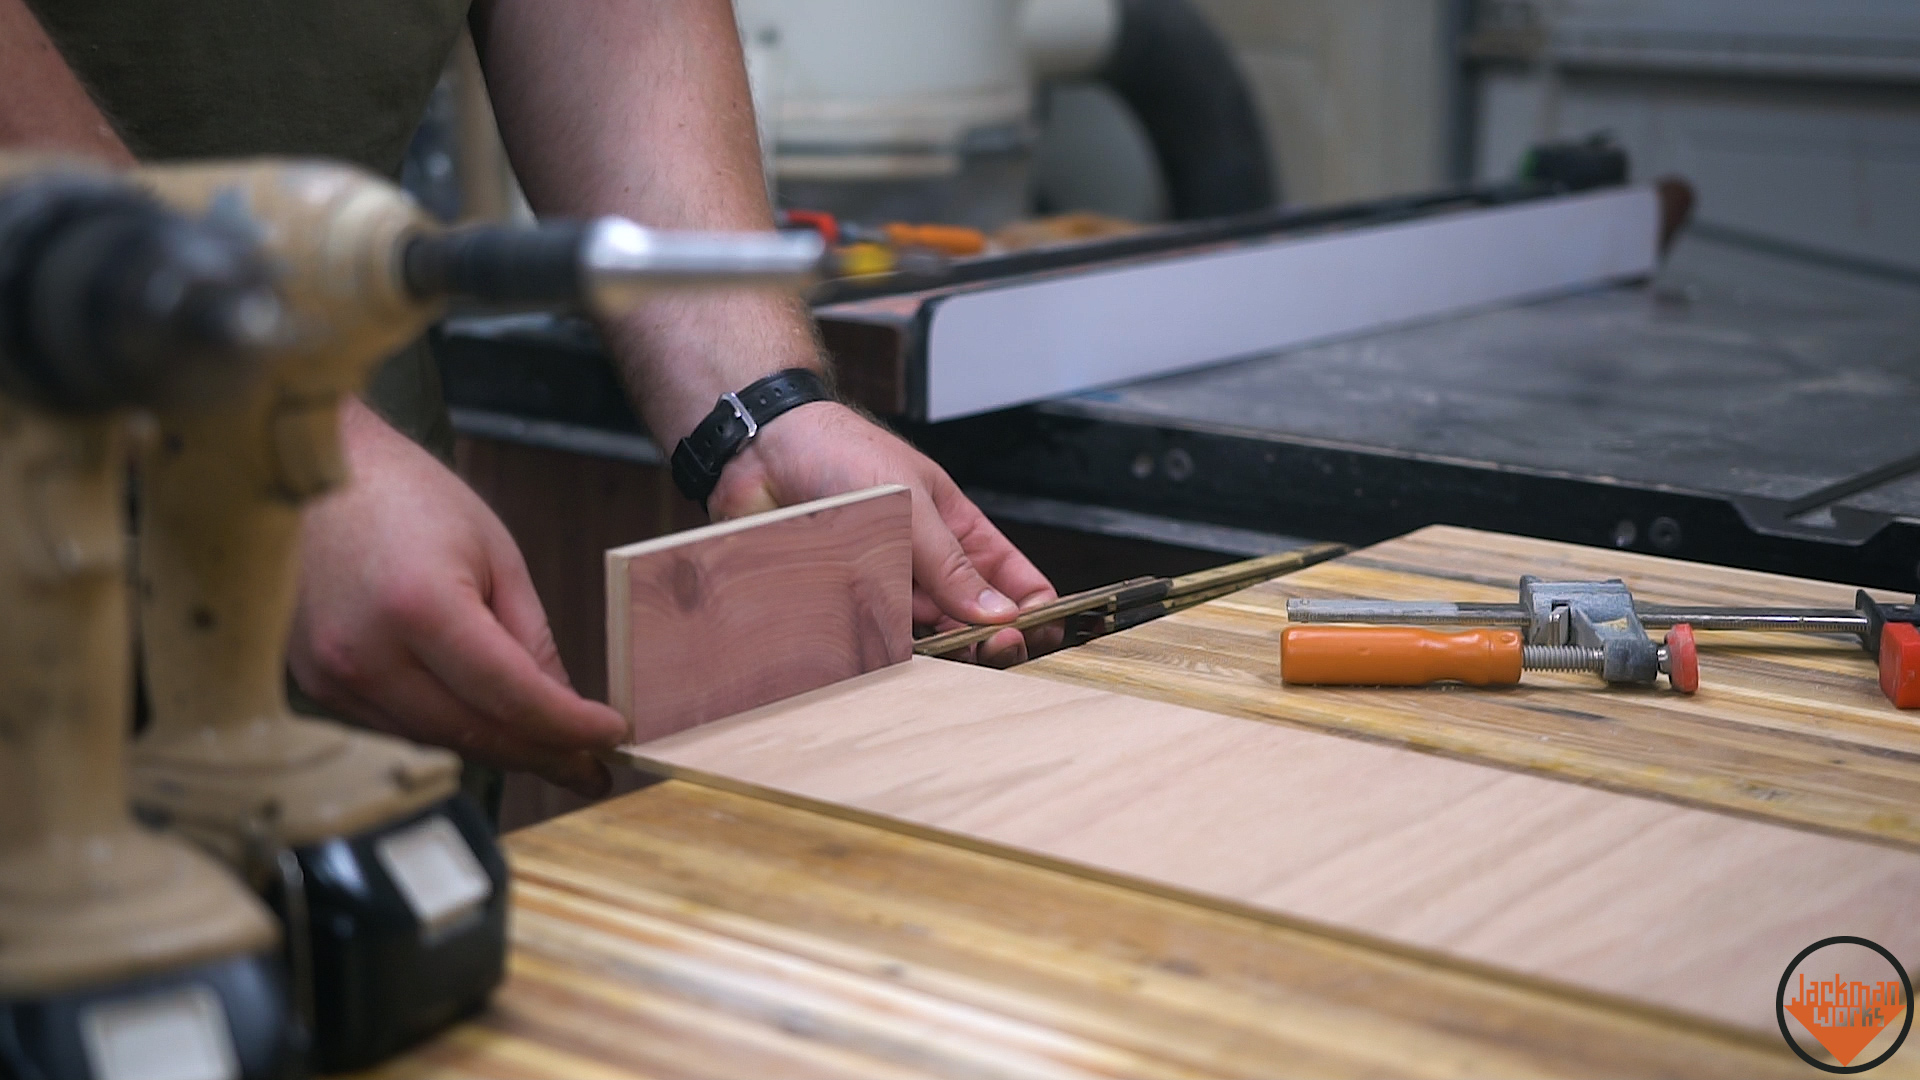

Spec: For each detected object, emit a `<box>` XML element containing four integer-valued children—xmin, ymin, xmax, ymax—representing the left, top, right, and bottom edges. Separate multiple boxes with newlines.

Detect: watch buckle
<box><xmin>721</xmin><ymin>391</ymin><xmax>758</xmax><ymax>440</ymax></box>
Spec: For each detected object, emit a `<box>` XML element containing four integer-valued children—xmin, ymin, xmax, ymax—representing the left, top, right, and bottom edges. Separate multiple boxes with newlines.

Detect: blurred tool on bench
<box><xmin>0</xmin><ymin>150</ymin><xmax>828</xmax><ymax>1076</ymax></box>
<box><xmin>0</xmin><ymin>157</ymin><xmax>302</xmax><ymax>1080</ymax></box>
<box><xmin>781</xmin><ymin>208</ymin><xmax>989</xmax><ymax>258</ymax></box>
<box><xmin>122</xmin><ymin>156</ymin><xmax>826</xmax><ymax>1072</ymax></box>
<box><xmin>1283</xmin><ymin>576</ymin><xmax>1920</xmax><ymax>707</ymax></box>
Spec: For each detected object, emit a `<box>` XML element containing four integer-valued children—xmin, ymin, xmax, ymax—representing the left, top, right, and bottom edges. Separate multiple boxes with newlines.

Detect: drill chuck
<box><xmin>0</xmin><ymin>175</ymin><xmax>278</xmax><ymax>412</ymax></box>
<box><xmin>401</xmin><ymin>216</ymin><xmax>827</xmax><ymax>316</ymax></box>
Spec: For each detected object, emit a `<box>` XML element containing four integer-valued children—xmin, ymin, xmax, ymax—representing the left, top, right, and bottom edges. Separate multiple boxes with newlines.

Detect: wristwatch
<box><xmin>669</xmin><ymin>368</ymin><xmax>833</xmax><ymax>505</ymax></box>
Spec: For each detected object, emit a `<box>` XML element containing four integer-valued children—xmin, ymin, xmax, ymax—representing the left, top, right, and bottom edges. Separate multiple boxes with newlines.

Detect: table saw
<box><xmin>367</xmin><ymin>527</ymin><xmax>1920</xmax><ymax>1078</ymax></box>
<box><xmin>439</xmin><ymin>184</ymin><xmax>1920</xmax><ymax>594</ymax></box>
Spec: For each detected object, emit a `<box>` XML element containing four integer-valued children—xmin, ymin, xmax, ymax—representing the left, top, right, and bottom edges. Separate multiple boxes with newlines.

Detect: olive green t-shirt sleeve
<box><xmin>25</xmin><ymin>0</ymin><xmax>471</xmax><ymax>177</ymax></box>
<box><xmin>29</xmin><ymin>0</ymin><xmax>474</xmax><ymax>461</ymax></box>
<box><xmin>41</xmin><ymin>0</ymin><xmax>483</xmax><ymax>796</ymax></box>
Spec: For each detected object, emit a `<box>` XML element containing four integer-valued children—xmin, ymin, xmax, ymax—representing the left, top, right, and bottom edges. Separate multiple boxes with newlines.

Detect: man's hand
<box><xmin>474</xmin><ymin>0</ymin><xmax>1059</xmax><ymax>659</ymax></box>
<box><xmin>708</xmin><ymin>401</ymin><xmax>1057</xmax><ymax>666</ymax></box>
<box><xmin>289</xmin><ymin>400</ymin><xmax>628</xmax><ymax>796</ymax></box>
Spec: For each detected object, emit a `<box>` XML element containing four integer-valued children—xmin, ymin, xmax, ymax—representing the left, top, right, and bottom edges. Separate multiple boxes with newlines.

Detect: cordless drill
<box><xmin>0</xmin><ymin>150</ymin><xmax>827</xmax><ymax>1072</ymax></box>
<box><xmin>0</xmin><ymin>162</ymin><xmax>304</xmax><ymax>1080</ymax></box>
<box><xmin>110</xmin><ymin>157</ymin><xmax>823</xmax><ymax>1069</ymax></box>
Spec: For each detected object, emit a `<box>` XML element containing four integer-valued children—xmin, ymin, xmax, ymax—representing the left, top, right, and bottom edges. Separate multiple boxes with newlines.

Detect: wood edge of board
<box><xmin>605</xmin><ymin>484</ymin><xmax>909</xmax><ymax>561</ymax></box>
<box><xmin>606</xmin><ymin>541</ymin><xmax>633</xmax><ymax>719</ymax></box>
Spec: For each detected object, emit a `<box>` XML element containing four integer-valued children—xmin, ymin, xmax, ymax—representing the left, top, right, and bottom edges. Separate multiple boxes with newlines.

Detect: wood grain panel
<box><xmin>1026</xmin><ymin>525</ymin><xmax>1920</xmax><ymax>849</ymax></box>
<box><xmin>624</xmin><ymin>655</ymin><xmax>1920</xmax><ymax>1035</ymax></box>
<box><xmin>607</xmin><ymin>485</ymin><xmax>913</xmax><ymax>743</ymax></box>
<box><xmin>366</xmin><ymin>781</ymin><xmax>1841</xmax><ymax>1079</ymax></box>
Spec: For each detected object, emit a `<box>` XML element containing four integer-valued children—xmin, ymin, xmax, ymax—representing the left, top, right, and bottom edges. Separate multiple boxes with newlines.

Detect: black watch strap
<box><xmin>670</xmin><ymin>368</ymin><xmax>832</xmax><ymax>505</ymax></box>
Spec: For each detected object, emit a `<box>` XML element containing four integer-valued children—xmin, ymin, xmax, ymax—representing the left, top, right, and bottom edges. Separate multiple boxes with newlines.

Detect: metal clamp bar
<box><xmin>917</xmin><ymin>541</ymin><xmax>1348</xmax><ymax>658</ymax></box>
<box><xmin>914</xmin><ymin>576</ymin><xmax>1167</xmax><ymax>657</ymax></box>
<box><xmin>1284</xmin><ymin>599</ymin><xmax>1530</xmax><ymax>626</ymax></box>
<box><xmin>1287</xmin><ymin>597</ymin><xmax>1870</xmax><ymax>637</ymax></box>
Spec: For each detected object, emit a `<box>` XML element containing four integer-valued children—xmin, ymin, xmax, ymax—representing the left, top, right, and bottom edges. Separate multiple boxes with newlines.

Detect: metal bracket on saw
<box><xmin>1732</xmin><ymin>448</ymin><xmax>1920</xmax><ymax>546</ymax></box>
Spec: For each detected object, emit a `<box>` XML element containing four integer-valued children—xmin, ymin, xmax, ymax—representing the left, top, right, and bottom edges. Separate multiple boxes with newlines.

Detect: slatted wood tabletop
<box><xmin>1028</xmin><ymin>525</ymin><xmax>1920</xmax><ymax>852</ymax></box>
<box><xmin>367</xmin><ymin>526</ymin><xmax>1919</xmax><ymax>1078</ymax></box>
<box><xmin>364</xmin><ymin>780</ymin><xmax>1843</xmax><ymax>1079</ymax></box>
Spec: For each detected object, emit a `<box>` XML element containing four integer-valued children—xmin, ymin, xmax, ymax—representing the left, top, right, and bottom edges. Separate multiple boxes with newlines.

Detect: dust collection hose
<box><xmin>0</xmin><ymin>175</ymin><xmax>279</xmax><ymax>412</ymax></box>
<box><xmin>1098</xmin><ymin>0</ymin><xmax>1277</xmax><ymax>217</ymax></box>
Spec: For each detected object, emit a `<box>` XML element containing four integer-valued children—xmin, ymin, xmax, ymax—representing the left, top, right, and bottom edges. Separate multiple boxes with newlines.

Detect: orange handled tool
<box><xmin>1281</xmin><ymin>626</ymin><xmax>1524</xmax><ymax>686</ymax></box>
<box><xmin>780</xmin><ymin>209</ymin><xmax>989</xmax><ymax>258</ymax></box>
<box><xmin>1280</xmin><ymin>623</ymin><xmax>1699</xmax><ymax>692</ymax></box>
<box><xmin>882</xmin><ymin>222</ymin><xmax>987</xmax><ymax>257</ymax></box>
<box><xmin>1283</xmin><ymin>575</ymin><xmax>1920</xmax><ymax>703</ymax></box>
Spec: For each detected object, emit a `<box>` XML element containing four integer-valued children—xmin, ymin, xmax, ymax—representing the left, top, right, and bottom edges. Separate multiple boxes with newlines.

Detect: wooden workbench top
<box><xmin>366</xmin><ymin>780</ymin><xmax>1829</xmax><ymax>1079</ymax></box>
<box><xmin>1028</xmin><ymin>525</ymin><xmax>1920</xmax><ymax>851</ymax></box>
<box><xmin>368</xmin><ymin>526</ymin><xmax>1916</xmax><ymax>1078</ymax></box>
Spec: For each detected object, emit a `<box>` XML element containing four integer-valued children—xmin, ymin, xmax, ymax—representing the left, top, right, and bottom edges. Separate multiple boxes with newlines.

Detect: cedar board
<box><xmin>606</xmin><ymin>485</ymin><xmax>912</xmax><ymax>744</ymax></box>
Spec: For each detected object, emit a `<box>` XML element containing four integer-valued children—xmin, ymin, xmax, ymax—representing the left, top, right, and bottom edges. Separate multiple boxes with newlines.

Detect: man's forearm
<box><xmin>471</xmin><ymin>0</ymin><xmax>823</xmax><ymax>446</ymax></box>
<box><xmin>0</xmin><ymin>0</ymin><xmax>133</xmax><ymax>162</ymax></box>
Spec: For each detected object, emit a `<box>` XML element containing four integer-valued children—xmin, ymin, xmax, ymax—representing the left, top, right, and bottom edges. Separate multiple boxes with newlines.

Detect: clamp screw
<box><xmin>1521</xmin><ymin>645</ymin><xmax>1603</xmax><ymax>672</ymax></box>
<box><xmin>1520</xmin><ymin>622</ymin><xmax>1699</xmax><ymax>694</ymax></box>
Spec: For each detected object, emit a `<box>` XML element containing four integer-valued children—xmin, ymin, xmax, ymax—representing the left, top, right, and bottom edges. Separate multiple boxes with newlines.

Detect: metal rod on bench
<box><xmin>1286</xmin><ymin>599</ymin><xmax>1868</xmax><ymax>638</ymax></box>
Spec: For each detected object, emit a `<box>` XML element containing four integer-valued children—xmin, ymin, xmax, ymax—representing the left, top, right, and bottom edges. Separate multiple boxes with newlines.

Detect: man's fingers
<box><xmin>909</xmin><ymin>486</ymin><xmax>1020</xmax><ymax>626</ymax></box>
<box><xmin>407</xmin><ymin>587</ymin><xmax>630</xmax><ymax>751</ymax></box>
<box><xmin>321</xmin><ymin>665</ymin><xmax>611</xmax><ymax>798</ymax></box>
<box><xmin>484</xmin><ymin>534</ymin><xmax>576</xmax><ymax>689</ymax></box>
<box><xmin>932</xmin><ymin>482</ymin><xmax>1056</xmax><ymax>612</ymax></box>
<box><xmin>975</xmin><ymin>626</ymin><xmax>1029</xmax><ymax>668</ymax></box>
<box><xmin>709</xmin><ymin>484</ymin><xmax>780</xmax><ymax>523</ymax></box>
<box><xmin>912</xmin><ymin>584</ymin><xmax>948</xmax><ymax>630</ymax></box>
<box><xmin>909</xmin><ymin>482</ymin><xmax>1064</xmax><ymax>665</ymax></box>
<box><xmin>910</xmin><ymin>478</ymin><xmax>1060</xmax><ymax>662</ymax></box>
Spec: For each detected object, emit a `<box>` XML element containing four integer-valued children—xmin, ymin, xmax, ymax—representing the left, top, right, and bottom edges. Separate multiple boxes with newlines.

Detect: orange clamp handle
<box><xmin>1280</xmin><ymin>625</ymin><xmax>1524</xmax><ymax>687</ymax></box>
<box><xmin>883</xmin><ymin>222</ymin><xmax>987</xmax><ymax>257</ymax></box>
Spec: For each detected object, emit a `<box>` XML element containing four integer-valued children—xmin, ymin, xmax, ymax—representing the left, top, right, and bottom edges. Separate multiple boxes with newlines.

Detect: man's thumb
<box><xmin>915</xmin><ymin>517</ymin><xmax>1017</xmax><ymax>625</ymax></box>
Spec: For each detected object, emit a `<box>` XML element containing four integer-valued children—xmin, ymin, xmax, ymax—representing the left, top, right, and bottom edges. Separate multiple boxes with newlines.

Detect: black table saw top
<box><xmin>914</xmin><ymin>231</ymin><xmax>1920</xmax><ymax>588</ymax></box>
<box><xmin>1046</xmin><ymin>232</ymin><xmax>1920</xmax><ymax>516</ymax></box>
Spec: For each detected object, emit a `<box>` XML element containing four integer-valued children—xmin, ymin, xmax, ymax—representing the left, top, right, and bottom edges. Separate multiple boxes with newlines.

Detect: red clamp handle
<box><xmin>1664</xmin><ymin>624</ymin><xmax>1699</xmax><ymax>694</ymax></box>
<box><xmin>1881</xmin><ymin>622</ymin><xmax>1920</xmax><ymax>708</ymax></box>
<box><xmin>779</xmin><ymin>208</ymin><xmax>840</xmax><ymax>246</ymax></box>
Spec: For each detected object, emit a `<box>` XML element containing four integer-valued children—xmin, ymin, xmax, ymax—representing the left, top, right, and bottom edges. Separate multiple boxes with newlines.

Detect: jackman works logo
<box><xmin>1777</xmin><ymin>937</ymin><xmax>1914</xmax><ymax>1072</ymax></box>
